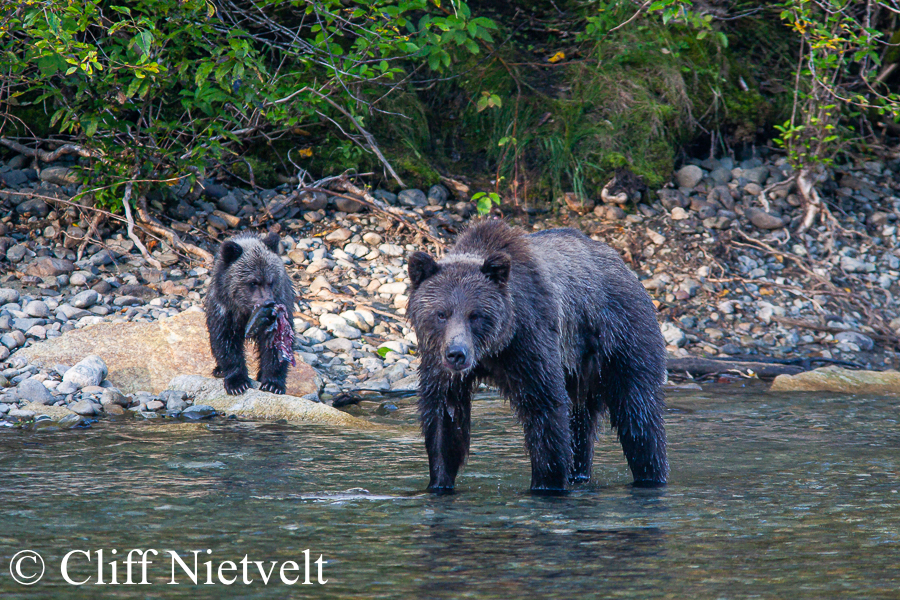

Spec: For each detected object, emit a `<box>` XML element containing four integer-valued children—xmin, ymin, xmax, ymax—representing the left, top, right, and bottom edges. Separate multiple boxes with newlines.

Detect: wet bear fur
<box><xmin>407</xmin><ymin>220</ymin><xmax>668</xmax><ymax>493</ymax></box>
<box><xmin>206</xmin><ymin>232</ymin><xmax>296</xmax><ymax>395</ymax></box>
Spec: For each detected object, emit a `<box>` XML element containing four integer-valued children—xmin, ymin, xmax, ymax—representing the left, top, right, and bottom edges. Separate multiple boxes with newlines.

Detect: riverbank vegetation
<box><xmin>1</xmin><ymin>1</ymin><xmax>898</xmax><ymax>211</ymax></box>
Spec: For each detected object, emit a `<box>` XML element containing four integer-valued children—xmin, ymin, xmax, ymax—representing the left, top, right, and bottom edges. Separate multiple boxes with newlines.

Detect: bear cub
<box><xmin>206</xmin><ymin>232</ymin><xmax>296</xmax><ymax>395</ymax></box>
<box><xmin>407</xmin><ymin>220</ymin><xmax>668</xmax><ymax>493</ymax></box>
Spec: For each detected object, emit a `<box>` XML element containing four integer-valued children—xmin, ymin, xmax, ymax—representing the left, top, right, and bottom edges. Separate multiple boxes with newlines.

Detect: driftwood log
<box><xmin>666</xmin><ymin>357</ymin><xmax>806</xmax><ymax>378</ymax></box>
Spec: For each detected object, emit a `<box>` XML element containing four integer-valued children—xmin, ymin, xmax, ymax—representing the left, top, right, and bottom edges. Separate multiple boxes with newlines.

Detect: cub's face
<box><xmin>407</xmin><ymin>252</ymin><xmax>511</xmax><ymax>374</ymax></box>
<box><xmin>219</xmin><ymin>234</ymin><xmax>284</xmax><ymax>313</ymax></box>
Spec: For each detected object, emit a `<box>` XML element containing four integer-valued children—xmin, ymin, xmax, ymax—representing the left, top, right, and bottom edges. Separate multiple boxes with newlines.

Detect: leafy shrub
<box><xmin>0</xmin><ymin>0</ymin><xmax>496</xmax><ymax>208</ymax></box>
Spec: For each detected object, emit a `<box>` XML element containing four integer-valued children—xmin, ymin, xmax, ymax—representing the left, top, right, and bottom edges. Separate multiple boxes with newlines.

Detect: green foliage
<box><xmin>471</xmin><ymin>191</ymin><xmax>501</xmax><ymax>215</ymax></box>
<box><xmin>0</xmin><ymin>0</ymin><xmax>496</xmax><ymax>208</ymax></box>
<box><xmin>775</xmin><ymin>0</ymin><xmax>900</xmax><ymax>170</ymax></box>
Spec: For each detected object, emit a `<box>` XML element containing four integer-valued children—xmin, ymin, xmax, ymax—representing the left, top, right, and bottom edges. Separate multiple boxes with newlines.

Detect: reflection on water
<box><xmin>1</xmin><ymin>387</ymin><xmax>899</xmax><ymax>598</ymax></box>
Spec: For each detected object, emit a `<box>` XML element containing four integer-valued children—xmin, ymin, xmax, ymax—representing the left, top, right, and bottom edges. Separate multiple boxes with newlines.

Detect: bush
<box><xmin>0</xmin><ymin>0</ymin><xmax>496</xmax><ymax>207</ymax></box>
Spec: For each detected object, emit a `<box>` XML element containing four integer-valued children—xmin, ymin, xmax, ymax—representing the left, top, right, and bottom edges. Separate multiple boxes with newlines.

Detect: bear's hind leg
<box><xmin>602</xmin><ymin>360</ymin><xmax>668</xmax><ymax>485</ymax></box>
<box><xmin>566</xmin><ymin>369</ymin><xmax>603</xmax><ymax>483</ymax></box>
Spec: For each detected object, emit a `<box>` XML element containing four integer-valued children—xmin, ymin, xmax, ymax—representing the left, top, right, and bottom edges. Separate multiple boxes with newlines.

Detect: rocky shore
<box><xmin>1</xmin><ymin>146</ymin><xmax>900</xmax><ymax>428</ymax></box>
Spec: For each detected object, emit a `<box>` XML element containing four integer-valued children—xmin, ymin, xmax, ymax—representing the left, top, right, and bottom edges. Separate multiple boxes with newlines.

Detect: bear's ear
<box><xmin>221</xmin><ymin>240</ymin><xmax>243</xmax><ymax>265</ymax></box>
<box><xmin>408</xmin><ymin>252</ymin><xmax>440</xmax><ymax>288</ymax></box>
<box><xmin>481</xmin><ymin>252</ymin><xmax>510</xmax><ymax>286</ymax></box>
<box><xmin>262</xmin><ymin>232</ymin><xmax>280</xmax><ymax>254</ymax></box>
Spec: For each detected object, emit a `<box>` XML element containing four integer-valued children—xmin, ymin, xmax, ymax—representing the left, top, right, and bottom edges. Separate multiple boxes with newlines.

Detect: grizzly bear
<box><xmin>407</xmin><ymin>220</ymin><xmax>667</xmax><ymax>493</ymax></box>
<box><xmin>206</xmin><ymin>232</ymin><xmax>296</xmax><ymax>395</ymax></box>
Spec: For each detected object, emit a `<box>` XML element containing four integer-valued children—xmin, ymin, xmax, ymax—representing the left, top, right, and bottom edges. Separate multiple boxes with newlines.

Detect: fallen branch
<box><xmin>0</xmin><ymin>136</ymin><xmax>103</xmax><ymax>161</ymax></box>
<box><xmin>771</xmin><ymin>315</ymin><xmax>900</xmax><ymax>349</ymax></box>
<box><xmin>667</xmin><ymin>356</ymin><xmax>805</xmax><ymax>378</ymax></box>
<box><xmin>135</xmin><ymin>195</ymin><xmax>214</xmax><ymax>264</ymax></box>
<box><xmin>77</xmin><ymin>212</ymin><xmax>103</xmax><ymax>261</ymax></box>
<box><xmin>121</xmin><ymin>181</ymin><xmax>162</xmax><ymax>269</ymax></box>
<box><xmin>302</xmin><ymin>177</ymin><xmax>446</xmax><ymax>250</ymax></box>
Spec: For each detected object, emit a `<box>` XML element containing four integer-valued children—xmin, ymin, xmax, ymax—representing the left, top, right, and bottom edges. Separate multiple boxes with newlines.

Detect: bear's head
<box><xmin>217</xmin><ymin>232</ymin><xmax>285</xmax><ymax>314</ymax></box>
<box><xmin>407</xmin><ymin>251</ymin><xmax>513</xmax><ymax>374</ymax></box>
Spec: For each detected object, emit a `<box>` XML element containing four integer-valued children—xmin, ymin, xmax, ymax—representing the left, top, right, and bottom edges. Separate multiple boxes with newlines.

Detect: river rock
<box><xmin>398</xmin><ymin>189</ymin><xmax>428</xmax><ymax>208</ymax></box>
<box><xmin>771</xmin><ymin>366</ymin><xmax>900</xmax><ymax>395</ymax></box>
<box><xmin>69</xmin><ymin>399</ymin><xmax>98</xmax><ymax>416</ymax></box>
<box><xmin>166</xmin><ymin>375</ymin><xmax>380</xmax><ymax>428</ymax></box>
<box><xmin>21</xmin><ymin>403</ymin><xmax>76</xmax><ymax>421</ymax></box>
<box><xmin>26</xmin><ymin>257</ymin><xmax>75</xmax><ymax>277</ymax></box>
<box><xmin>15</xmin><ymin>310</ymin><xmax>320</xmax><ymax>396</ymax></box>
<box><xmin>325</xmin><ymin>227</ymin><xmax>352</xmax><ymax>242</ymax></box>
<box><xmin>835</xmin><ymin>331</ymin><xmax>875</xmax><ymax>351</ymax></box>
<box><xmin>746</xmin><ymin>207</ymin><xmax>785</xmax><ymax>230</ymax></box>
<box><xmin>23</xmin><ymin>300</ymin><xmax>50</xmax><ymax>318</ymax></box>
<box><xmin>427</xmin><ymin>184</ymin><xmax>450</xmax><ymax>205</ymax></box>
<box><xmin>661</xmin><ymin>322</ymin><xmax>686</xmax><ymax>347</ymax></box>
<box><xmin>16</xmin><ymin>378</ymin><xmax>56</xmax><ymax>405</ymax></box>
<box><xmin>675</xmin><ymin>165</ymin><xmax>704</xmax><ymax>189</ymax></box>
<box><xmin>0</xmin><ymin>288</ymin><xmax>20</xmax><ymax>304</ymax></box>
<box><xmin>39</xmin><ymin>166</ymin><xmax>79</xmax><ymax>186</ymax></box>
<box><xmin>62</xmin><ymin>355</ymin><xmax>108</xmax><ymax>388</ymax></box>
<box><xmin>100</xmin><ymin>388</ymin><xmax>130</xmax><ymax>407</ymax></box>
<box><xmin>71</xmin><ymin>289</ymin><xmax>100</xmax><ymax>309</ymax></box>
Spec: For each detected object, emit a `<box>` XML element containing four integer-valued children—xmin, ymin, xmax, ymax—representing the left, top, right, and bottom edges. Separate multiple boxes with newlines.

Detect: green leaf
<box><xmin>377</xmin><ymin>346</ymin><xmax>390</xmax><ymax>358</ymax></box>
<box><xmin>84</xmin><ymin>118</ymin><xmax>99</xmax><ymax>138</ymax></box>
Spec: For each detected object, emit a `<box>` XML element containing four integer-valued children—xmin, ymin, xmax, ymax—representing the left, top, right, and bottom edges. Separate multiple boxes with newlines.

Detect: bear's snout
<box><xmin>444</xmin><ymin>342</ymin><xmax>472</xmax><ymax>372</ymax></box>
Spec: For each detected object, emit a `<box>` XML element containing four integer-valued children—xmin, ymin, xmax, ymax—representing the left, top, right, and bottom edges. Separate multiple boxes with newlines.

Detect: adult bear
<box><xmin>407</xmin><ymin>220</ymin><xmax>667</xmax><ymax>493</ymax></box>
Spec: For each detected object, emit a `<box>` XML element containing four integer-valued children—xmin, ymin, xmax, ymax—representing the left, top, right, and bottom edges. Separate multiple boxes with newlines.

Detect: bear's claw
<box><xmin>260</xmin><ymin>381</ymin><xmax>286</xmax><ymax>395</ymax></box>
<box><xmin>224</xmin><ymin>374</ymin><xmax>253</xmax><ymax>395</ymax></box>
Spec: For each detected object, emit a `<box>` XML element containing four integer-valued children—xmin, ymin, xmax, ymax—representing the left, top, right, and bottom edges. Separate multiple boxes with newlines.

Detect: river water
<box><xmin>1</xmin><ymin>386</ymin><xmax>898</xmax><ymax>598</ymax></box>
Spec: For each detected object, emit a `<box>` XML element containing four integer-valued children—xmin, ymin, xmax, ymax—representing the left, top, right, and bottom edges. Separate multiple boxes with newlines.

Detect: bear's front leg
<box><xmin>508</xmin><ymin>361</ymin><xmax>572</xmax><ymax>493</ymax></box>
<box><xmin>207</xmin><ymin>313</ymin><xmax>252</xmax><ymax>395</ymax></box>
<box><xmin>256</xmin><ymin>333</ymin><xmax>289</xmax><ymax>395</ymax></box>
<box><xmin>419</xmin><ymin>376</ymin><xmax>472</xmax><ymax>493</ymax></box>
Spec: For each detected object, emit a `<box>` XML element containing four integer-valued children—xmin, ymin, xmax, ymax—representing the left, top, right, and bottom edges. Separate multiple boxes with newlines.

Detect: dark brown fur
<box><xmin>407</xmin><ymin>220</ymin><xmax>667</xmax><ymax>493</ymax></box>
<box><xmin>205</xmin><ymin>232</ymin><xmax>296</xmax><ymax>395</ymax></box>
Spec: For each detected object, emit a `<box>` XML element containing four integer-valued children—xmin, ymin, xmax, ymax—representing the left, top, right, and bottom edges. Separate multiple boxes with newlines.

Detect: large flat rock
<box><xmin>770</xmin><ymin>366</ymin><xmax>900</xmax><ymax>395</ymax></box>
<box><xmin>15</xmin><ymin>310</ymin><xmax>321</xmax><ymax>397</ymax></box>
<box><xmin>167</xmin><ymin>375</ymin><xmax>382</xmax><ymax>429</ymax></box>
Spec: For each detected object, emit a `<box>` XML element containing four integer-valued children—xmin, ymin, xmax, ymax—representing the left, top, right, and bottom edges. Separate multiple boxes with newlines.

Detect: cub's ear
<box><xmin>481</xmin><ymin>252</ymin><xmax>511</xmax><ymax>286</ymax></box>
<box><xmin>221</xmin><ymin>240</ymin><xmax>243</xmax><ymax>265</ymax></box>
<box><xmin>262</xmin><ymin>232</ymin><xmax>281</xmax><ymax>254</ymax></box>
<box><xmin>408</xmin><ymin>252</ymin><xmax>439</xmax><ymax>288</ymax></box>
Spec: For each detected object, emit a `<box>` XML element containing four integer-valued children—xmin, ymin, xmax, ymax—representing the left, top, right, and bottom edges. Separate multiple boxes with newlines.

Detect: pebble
<box><xmin>378</xmin><ymin>244</ymin><xmax>404</xmax><ymax>257</ymax></box>
<box><xmin>746</xmin><ymin>207</ymin><xmax>785</xmax><ymax>230</ymax></box>
<box><xmin>378</xmin><ymin>282</ymin><xmax>408</xmax><ymax>295</ymax></box>
<box><xmin>835</xmin><ymin>331</ymin><xmax>874</xmax><ymax>352</ymax></box>
<box><xmin>182</xmin><ymin>404</ymin><xmax>216</xmax><ymax>420</ymax></box>
<box><xmin>670</xmin><ymin>207</ymin><xmax>689</xmax><ymax>220</ymax></box>
<box><xmin>23</xmin><ymin>300</ymin><xmax>50</xmax><ymax>318</ymax></box>
<box><xmin>0</xmin><ymin>288</ymin><xmax>20</xmax><ymax>304</ymax></box>
<box><xmin>100</xmin><ymin>388</ymin><xmax>129</xmax><ymax>406</ymax></box>
<box><xmin>661</xmin><ymin>323</ymin><xmax>686</xmax><ymax>347</ymax></box>
<box><xmin>72</xmin><ymin>289</ymin><xmax>100</xmax><ymax>309</ymax></box>
<box><xmin>69</xmin><ymin>400</ymin><xmax>98</xmax><ymax>416</ymax></box>
<box><xmin>398</xmin><ymin>189</ymin><xmax>428</xmax><ymax>208</ymax></box>
<box><xmin>113</xmin><ymin>295</ymin><xmax>143</xmax><ymax>307</ymax></box>
<box><xmin>325</xmin><ymin>227</ymin><xmax>352</xmax><ymax>242</ymax></box>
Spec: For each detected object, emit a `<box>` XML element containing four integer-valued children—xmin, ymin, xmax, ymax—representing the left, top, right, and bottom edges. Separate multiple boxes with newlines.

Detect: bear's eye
<box><xmin>436</xmin><ymin>310</ymin><xmax>449</xmax><ymax>321</ymax></box>
<box><xmin>469</xmin><ymin>312</ymin><xmax>485</xmax><ymax>323</ymax></box>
